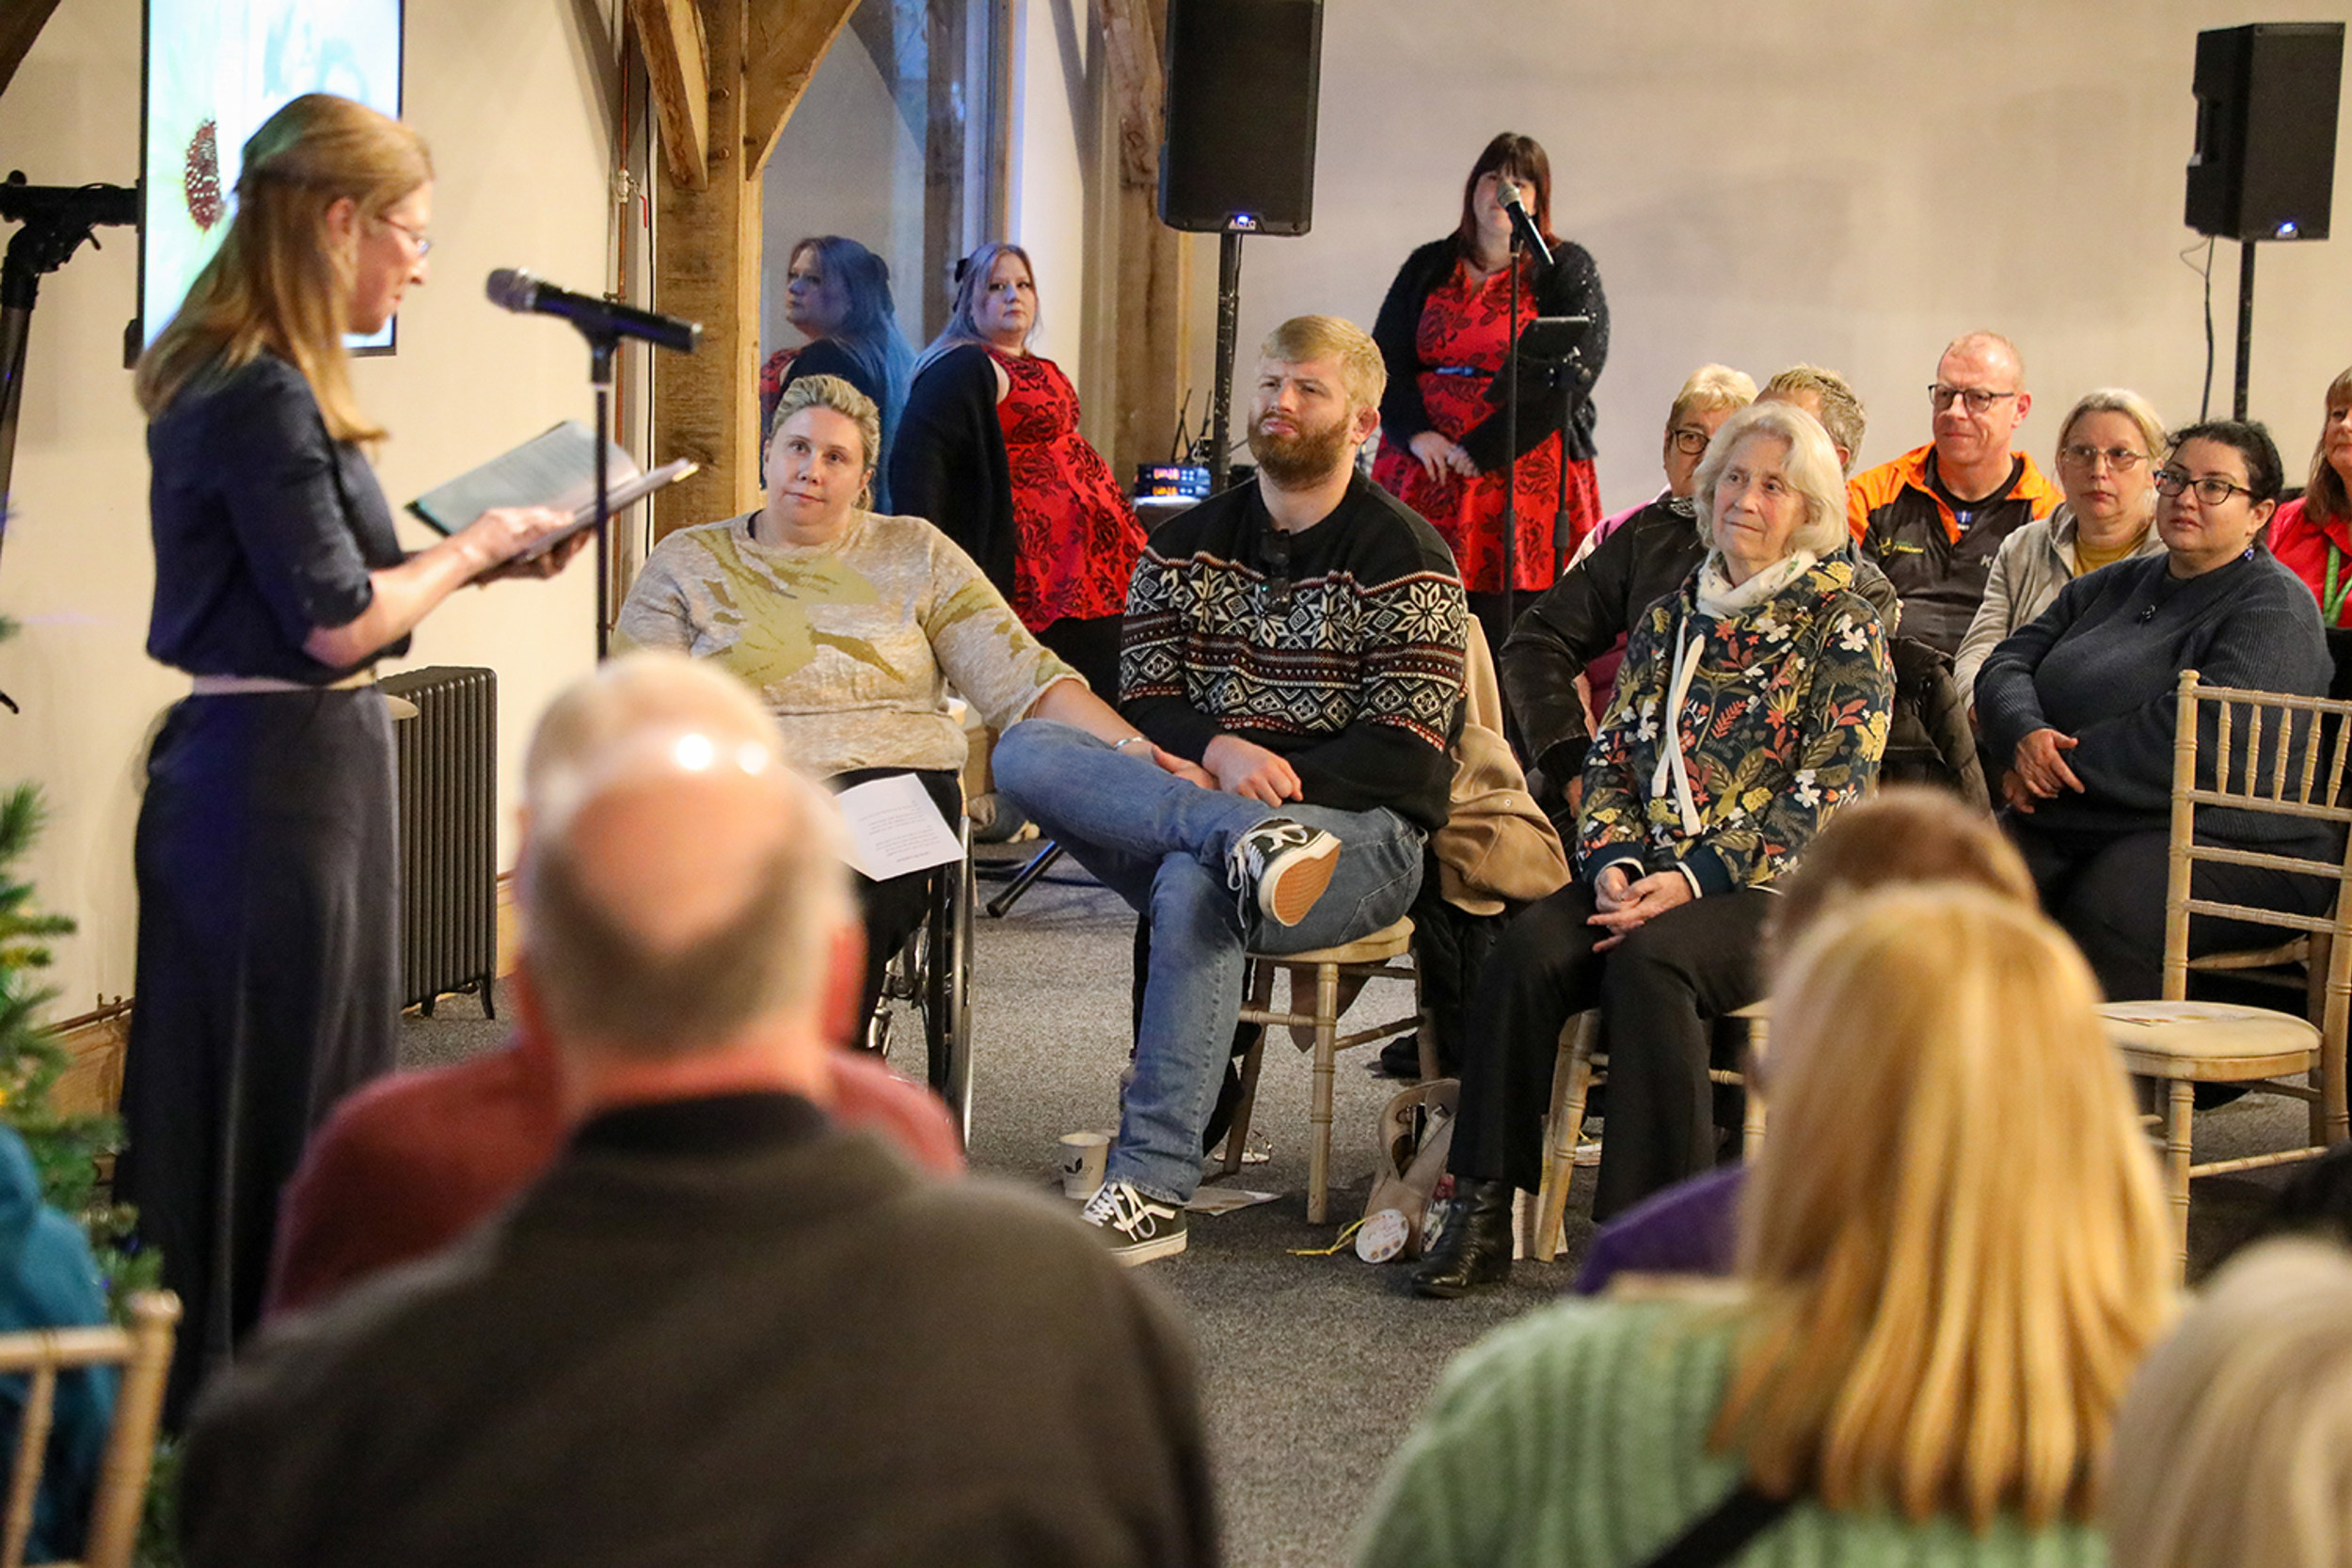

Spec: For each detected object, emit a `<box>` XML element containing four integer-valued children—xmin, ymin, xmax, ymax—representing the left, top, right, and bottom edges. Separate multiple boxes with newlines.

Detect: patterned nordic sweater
<box><xmin>1351</xmin><ymin>1297</ymin><xmax>2107</xmax><ymax>1568</ymax></box>
<box><xmin>1579</xmin><ymin>555</ymin><xmax>1892</xmax><ymax>895</ymax></box>
<box><xmin>1121</xmin><ymin>473</ymin><xmax>1469</xmax><ymax>833</ymax></box>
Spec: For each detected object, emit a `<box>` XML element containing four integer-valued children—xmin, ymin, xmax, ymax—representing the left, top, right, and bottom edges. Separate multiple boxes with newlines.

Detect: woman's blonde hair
<box><xmin>134</xmin><ymin>93</ymin><xmax>430</xmax><ymax>442</ymax></box>
<box><xmin>1714</xmin><ymin>884</ymin><xmax>2173</xmax><ymax>1530</ymax></box>
<box><xmin>2108</xmin><ymin>1237</ymin><xmax>2352</xmax><ymax>1568</ymax></box>
<box><xmin>2057</xmin><ymin>388</ymin><xmax>2170</xmax><ymax>476</ymax></box>
<box><xmin>1667</xmin><ymin>363</ymin><xmax>1756</xmax><ymax>432</ymax></box>
<box><xmin>768</xmin><ymin>373</ymin><xmax>881</xmax><ymax>512</ymax></box>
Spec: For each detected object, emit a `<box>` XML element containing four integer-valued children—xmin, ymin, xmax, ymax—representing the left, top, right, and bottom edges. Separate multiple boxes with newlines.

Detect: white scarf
<box><xmin>1651</xmin><ymin>550</ymin><xmax>1820</xmax><ymax>833</ymax></box>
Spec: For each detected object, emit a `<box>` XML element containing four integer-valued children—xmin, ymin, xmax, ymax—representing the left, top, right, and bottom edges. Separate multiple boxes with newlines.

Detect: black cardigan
<box><xmin>1370</xmin><ymin>234</ymin><xmax>1609</xmax><ymax>468</ymax></box>
<box><xmin>886</xmin><ymin>344</ymin><xmax>1016</xmax><ymax>598</ymax></box>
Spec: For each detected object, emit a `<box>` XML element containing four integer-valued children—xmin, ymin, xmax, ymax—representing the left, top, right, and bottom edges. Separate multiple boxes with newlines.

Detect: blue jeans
<box><xmin>993</xmin><ymin>721</ymin><xmax>1427</xmax><ymax>1202</ymax></box>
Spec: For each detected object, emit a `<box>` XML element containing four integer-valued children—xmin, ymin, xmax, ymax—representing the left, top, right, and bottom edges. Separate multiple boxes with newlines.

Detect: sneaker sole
<box><xmin>1112</xmin><ymin>1229</ymin><xmax>1188</xmax><ymax>1266</ymax></box>
<box><xmin>1261</xmin><ymin>837</ymin><xmax>1341</xmax><ymax>927</ymax></box>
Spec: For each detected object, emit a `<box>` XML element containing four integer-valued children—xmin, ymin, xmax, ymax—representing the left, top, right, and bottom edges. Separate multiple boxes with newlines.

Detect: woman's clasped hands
<box><xmin>1586</xmin><ymin>862</ymin><xmax>1694</xmax><ymax>951</ymax></box>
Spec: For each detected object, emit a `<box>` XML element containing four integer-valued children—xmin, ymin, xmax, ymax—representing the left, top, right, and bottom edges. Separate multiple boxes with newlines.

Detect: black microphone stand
<box><xmin>1502</xmin><ymin>229</ymin><xmax>1520</xmax><ymax>614</ymax></box>
<box><xmin>0</xmin><ymin>174</ymin><xmax>139</xmax><ymax>716</ymax></box>
<box><xmin>1498</xmin><ymin>196</ymin><xmax>1553</xmax><ymax>619</ymax></box>
<box><xmin>587</xmin><ymin>333</ymin><xmax>618</xmax><ymax>659</ymax></box>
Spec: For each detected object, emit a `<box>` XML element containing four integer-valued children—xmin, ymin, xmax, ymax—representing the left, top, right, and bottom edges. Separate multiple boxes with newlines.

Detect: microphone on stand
<box><xmin>1496</xmin><ymin>179</ymin><xmax>1552</xmax><ymax>268</ymax></box>
<box><xmin>485</xmin><ymin>268</ymin><xmax>702</xmax><ymax>355</ymax></box>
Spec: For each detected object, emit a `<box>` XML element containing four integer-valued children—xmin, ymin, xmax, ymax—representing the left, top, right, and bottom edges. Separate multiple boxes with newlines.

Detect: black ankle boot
<box><xmin>1410</xmin><ymin>1180</ymin><xmax>1515</xmax><ymax>1298</ymax></box>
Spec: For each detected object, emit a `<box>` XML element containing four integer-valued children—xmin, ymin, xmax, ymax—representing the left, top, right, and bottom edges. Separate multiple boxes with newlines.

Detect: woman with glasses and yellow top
<box><xmin>1952</xmin><ymin>390</ymin><xmax>2172</xmax><ymax>698</ymax></box>
<box><xmin>2265</xmin><ymin>366</ymin><xmax>2352</xmax><ymax>626</ymax></box>
<box><xmin>1977</xmin><ymin>420</ymin><xmax>2331</xmax><ymax>1002</ymax></box>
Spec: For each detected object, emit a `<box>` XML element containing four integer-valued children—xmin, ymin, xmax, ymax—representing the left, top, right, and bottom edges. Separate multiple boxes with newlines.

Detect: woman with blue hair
<box><xmin>759</xmin><ymin>235</ymin><xmax>915</xmax><ymax>511</ymax></box>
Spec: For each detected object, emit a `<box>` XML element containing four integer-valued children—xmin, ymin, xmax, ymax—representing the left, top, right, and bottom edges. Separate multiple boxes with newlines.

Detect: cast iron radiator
<box><xmin>380</xmin><ymin>665</ymin><xmax>497</xmax><ymax>1018</ymax></box>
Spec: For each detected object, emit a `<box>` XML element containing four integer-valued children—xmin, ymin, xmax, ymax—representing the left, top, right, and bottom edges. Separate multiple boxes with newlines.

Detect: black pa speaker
<box><xmin>1158</xmin><ymin>0</ymin><xmax>1324</xmax><ymax>235</ymax></box>
<box><xmin>2185</xmin><ymin>22</ymin><xmax>2344</xmax><ymax>242</ymax></box>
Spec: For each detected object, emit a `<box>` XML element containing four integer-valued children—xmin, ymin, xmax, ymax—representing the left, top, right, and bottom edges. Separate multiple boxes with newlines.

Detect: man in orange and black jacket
<box><xmin>1848</xmin><ymin>331</ymin><xmax>2059</xmax><ymax>657</ymax></box>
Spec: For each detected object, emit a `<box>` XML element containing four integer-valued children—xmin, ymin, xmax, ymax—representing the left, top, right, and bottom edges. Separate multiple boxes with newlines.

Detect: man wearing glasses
<box><xmin>1849</xmin><ymin>331</ymin><xmax>2060</xmax><ymax>656</ymax></box>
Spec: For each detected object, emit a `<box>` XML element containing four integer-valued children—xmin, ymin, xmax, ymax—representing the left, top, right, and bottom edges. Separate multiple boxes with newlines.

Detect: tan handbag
<box><xmin>1359</xmin><ymin>1079</ymin><xmax>1458</xmax><ymax>1261</ymax></box>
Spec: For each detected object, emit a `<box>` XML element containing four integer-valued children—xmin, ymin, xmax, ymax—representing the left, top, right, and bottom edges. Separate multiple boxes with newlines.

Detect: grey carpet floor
<box><xmin>403</xmin><ymin>847</ymin><xmax>2305</xmax><ymax>1567</ymax></box>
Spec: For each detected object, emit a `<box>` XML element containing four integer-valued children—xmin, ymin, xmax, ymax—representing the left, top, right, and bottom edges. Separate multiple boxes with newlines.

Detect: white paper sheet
<box><xmin>1184</xmin><ymin>1188</ymin><xmax>1279</xmax><ymax>1215</ymax></box>
<box><xmin>834</xmin><ymin>774</ymin><xmax>962</xmax><ymax>880</ymax></box>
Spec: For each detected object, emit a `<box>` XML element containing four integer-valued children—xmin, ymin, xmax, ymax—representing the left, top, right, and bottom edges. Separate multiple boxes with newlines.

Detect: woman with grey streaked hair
<box><xmin>1953</xmin><ymin>388</ymin><xmax>2169</xmax><ymax>696</ymax></box>
<box><xmin>1414</xmin><ymin>400</ymin><xmax>1896</xmax><ymax>1296</ymax></box>
<box><xmin>2108</xmin><ymin>1236</ymin><xmax>2352</xmax><ymax>1568</ymax></box>
<box><xmin>886</xmin><ymin>242</ymin><xmax>1145</xmax><ymax>700</ymax></box>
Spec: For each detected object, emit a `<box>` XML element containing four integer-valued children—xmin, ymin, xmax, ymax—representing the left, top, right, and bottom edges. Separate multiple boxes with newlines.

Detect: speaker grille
<box><xmin>2186</xmin><ymin>23</ymin><xmax>2343</xmax><ymax>242</ymax></box>
<box><xmin>1159</xmin><ymin>0</ymin><xmax>1325</xmax><ymax>235</ymax></box>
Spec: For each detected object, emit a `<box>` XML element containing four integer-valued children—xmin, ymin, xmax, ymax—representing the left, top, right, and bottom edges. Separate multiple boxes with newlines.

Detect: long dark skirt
<box><xmin>119</xmin><ymin>689</ymin><xmax>398</xmax><ymax>1423</ymax></box>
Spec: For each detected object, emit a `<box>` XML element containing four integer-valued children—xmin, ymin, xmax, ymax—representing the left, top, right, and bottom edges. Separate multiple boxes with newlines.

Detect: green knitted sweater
<box><xmin>1351</xmin><ymin>1298</ymin><xmax>2106</xmax><ymax>1567</ymax></box>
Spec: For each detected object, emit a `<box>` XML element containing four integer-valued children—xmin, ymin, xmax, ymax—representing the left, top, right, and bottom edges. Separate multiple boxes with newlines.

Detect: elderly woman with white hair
<box><xmin>1415</xmin><ymin>401</ymin><xmax>1894</xmax><ymax>1296</ymax></box>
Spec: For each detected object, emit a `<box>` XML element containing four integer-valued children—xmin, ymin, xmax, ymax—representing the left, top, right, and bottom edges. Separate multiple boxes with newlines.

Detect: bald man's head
<box><xmin>520</xmin><ymin>654</ymin><xmax>850</xmax><ymax>1058</ymax></box>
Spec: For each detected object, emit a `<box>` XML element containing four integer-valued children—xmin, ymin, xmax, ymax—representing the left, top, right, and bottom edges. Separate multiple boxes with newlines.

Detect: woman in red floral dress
<box><xmin>1372</xmin><ymin>133</ymin><xmax>1609</xmax><ymax>663</ymax></box>
<box><xmin>891</xmin><ymin>243</ymin><xmax>1146</xmax><ymax>697</ymax></box>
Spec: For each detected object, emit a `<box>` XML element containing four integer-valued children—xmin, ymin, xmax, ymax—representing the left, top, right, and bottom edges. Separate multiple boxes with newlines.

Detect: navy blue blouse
<box><xmin>145</xmin><ymin>354</ymin><xmax>408</xmax><ymax>682</ymax></box>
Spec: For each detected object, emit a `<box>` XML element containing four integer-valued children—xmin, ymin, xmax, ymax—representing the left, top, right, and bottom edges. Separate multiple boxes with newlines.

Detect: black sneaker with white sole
<box><xmin>1227</xmin><ymin>818</ymin><xmax>1341</xmax><ymax>927</ymax></box>
<box><xmin>1080</xmin><ymin>1180</ymin><xmax>1188</xmax><ymax>1264</ymax></box>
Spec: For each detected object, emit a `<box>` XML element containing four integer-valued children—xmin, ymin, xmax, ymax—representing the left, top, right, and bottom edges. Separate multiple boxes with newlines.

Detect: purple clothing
<box><xmin>1571</xmin><ymin>1164</ymin><xmax>1744</xmax><ymax>1294</ymax></box>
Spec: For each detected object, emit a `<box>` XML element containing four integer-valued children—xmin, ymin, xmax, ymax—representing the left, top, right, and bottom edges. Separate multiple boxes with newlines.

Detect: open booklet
<box><xmin>832</xmin><ymin>774</ymin><xmax>963</xmax><ymax>881</ymax></box>
<box><xmin>406</xmin><ymin>420</ymin><xmax>697</xmax><ymax>562</ymax></box>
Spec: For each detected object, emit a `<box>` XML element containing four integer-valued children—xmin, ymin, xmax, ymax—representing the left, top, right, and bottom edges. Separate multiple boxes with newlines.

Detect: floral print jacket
<box><xmin>1577</xmin><ymin>554</ymin><xmax>1893</xmax><ymax>895</ymax></box>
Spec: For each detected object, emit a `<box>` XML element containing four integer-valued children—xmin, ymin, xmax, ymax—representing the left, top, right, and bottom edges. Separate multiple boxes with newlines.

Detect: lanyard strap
<box><xmin>2327</xmin><ymin>545</ymin><xmax>2352</xmax><ymax>626</ymax></box>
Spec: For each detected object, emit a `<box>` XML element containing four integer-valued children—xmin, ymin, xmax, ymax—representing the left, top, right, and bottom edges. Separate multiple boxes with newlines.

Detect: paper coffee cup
<box><xmin>1058</xmin><ymin>1131</ymin><xmax>1110</xmax><ymax>1199</ymax></box>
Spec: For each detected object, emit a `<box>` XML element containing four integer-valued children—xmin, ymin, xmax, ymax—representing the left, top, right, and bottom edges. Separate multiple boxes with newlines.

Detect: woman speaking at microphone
<box><xmin>1372</xmin><ymin>133</ymin><xmax>1609</xmax><ymax>660</ymax></box>
<box><xmin>123</xmin><ymin>93</ymin><xmax>581</xmax><ymax>1419</ymax></box>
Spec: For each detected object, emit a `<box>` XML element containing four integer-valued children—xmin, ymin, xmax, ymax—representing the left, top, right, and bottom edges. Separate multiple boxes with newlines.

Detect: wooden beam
<box><xmin>651</xmin><ymin>0</ymin><xmax>763</xmax><ymax>538</ymax></box>
<box><xmin>743</xmin><ymin>0</ymin><xmax>860</xmax><ymax>176</ymax></box>
<box><xmin>1100</xmin><ymin>0</ymin><xmax>1165</xmax><ymax>189</ymax></box>
<box><xmin>1108</xmin><ymin>182</ymin><xmax>1188</xmax><ymax>482</ymax></box>
<box><xmin>628</xmin><ymin>0</ymin><xmax>710</xmax><ymax>190</ymax></box>
<box><xmin>0</xmin><ymin>0</ymin><xmax>67</xmax><ymax>103</ymax></box>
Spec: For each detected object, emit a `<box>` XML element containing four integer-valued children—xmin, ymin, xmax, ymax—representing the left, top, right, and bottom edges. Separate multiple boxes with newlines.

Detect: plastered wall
<box><xmin>1206</xmin><ymin>1</ymin><xmax>2352</xmax><ymax>511</ymax></box>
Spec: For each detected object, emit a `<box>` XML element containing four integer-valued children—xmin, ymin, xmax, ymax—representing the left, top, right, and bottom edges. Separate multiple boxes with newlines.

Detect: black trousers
<box><xmin>2008</xmin><ymin>819</ymin><xmax>2336</xmax><ymax>1001</ymax></box>
<box><xmin>1448</xmin><ymin>879</ymin><xmax>1771</xmax><ymax>1221</ymax></box>
<box><xmin>834</xmin><ymin>768</ymin><xmax>964</xmax><ymax>1030</ymax></box>
<box><xmin>119</xmin><ymin>689</ymin><xmax>400</xmax><ymax>1426</ymax></box>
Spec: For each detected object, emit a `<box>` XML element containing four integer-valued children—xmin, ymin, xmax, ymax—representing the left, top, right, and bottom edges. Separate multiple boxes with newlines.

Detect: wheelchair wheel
<box><xmin>922</xmin><ymin>830</ymin><xmax>976</xmax><ymax>1145</ymax></box>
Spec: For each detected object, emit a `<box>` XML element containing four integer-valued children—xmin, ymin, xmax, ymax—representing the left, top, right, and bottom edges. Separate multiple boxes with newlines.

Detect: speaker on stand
<box><xmin>1158</xmin><ymin>0</ymin><xmax>1325</xmax><ymax>492</ymax></box>
<box><xmin>2185</xmin><ymin>22</ymin><xmax>2344</xmax><ymax>419</ymax></box>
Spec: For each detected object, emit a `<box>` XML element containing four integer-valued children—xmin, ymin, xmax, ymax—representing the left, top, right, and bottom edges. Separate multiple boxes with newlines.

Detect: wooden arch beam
<box><xmin>627</xmin><ymin>0</ymin><xmax>710</xmax><ymax>189</ymax></box>
<box><xmin>0</xmin><ymin>0</ymin><xmax>69</xmax><ymax>103</ymax></box>
<box><xmin>745</xmin><ymin>0</ymin><xmax>860</xmax><ymax>177</ymax></box>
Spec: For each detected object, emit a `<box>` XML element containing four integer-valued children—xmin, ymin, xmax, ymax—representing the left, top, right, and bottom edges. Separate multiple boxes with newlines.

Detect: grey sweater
<box><xmin>1952</xmin><ymin>505</ymin><xmax>2169</xmax><ymax>698</ymax></box>
<box><xmin>1976</xmin><ymin>549</ymin><xmax>2329</xmax><ymax>842</ymax></box>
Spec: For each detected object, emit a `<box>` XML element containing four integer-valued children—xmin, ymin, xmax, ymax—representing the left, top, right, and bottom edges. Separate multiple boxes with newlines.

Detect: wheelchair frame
<box><xmin>866</xmin><ymin>817</ymin><xmax>976</xmax><ymax>1143</ymax></box>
